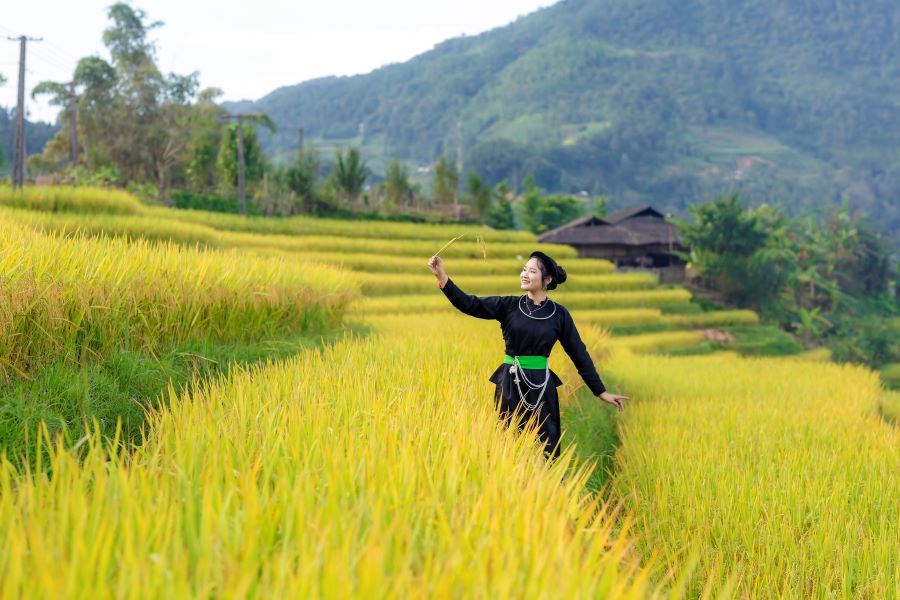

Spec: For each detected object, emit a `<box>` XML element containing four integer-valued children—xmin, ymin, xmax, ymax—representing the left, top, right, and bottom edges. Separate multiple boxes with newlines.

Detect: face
<box><xmin>520</xmin><ymin>257</ymin><xmax>550</xmax><ymax>292</ymax></box>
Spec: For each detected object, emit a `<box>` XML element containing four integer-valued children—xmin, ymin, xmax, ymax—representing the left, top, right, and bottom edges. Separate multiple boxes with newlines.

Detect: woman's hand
<box><xmin>598</xmin><ymin>391</ymin><xmax>629</xmax><ymax>412</ymax></box>
<box><xmin>427</xmin><ymin>255</ymin><xmax>448</xmax><ymax>286</ymax></box>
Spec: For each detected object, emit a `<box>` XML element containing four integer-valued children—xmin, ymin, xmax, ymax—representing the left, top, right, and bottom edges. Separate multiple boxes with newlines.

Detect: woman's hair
<box><xmin>533</xmin><ymin>255</ymin><xmax>567</xmax><ymax>290</ymax></box>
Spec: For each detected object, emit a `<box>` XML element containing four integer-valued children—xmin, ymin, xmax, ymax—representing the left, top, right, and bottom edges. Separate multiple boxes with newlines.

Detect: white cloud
<box><xmin>0</xmin><ymin>0</ymin><xmax>558</xmax><ymax>122</ymax></box>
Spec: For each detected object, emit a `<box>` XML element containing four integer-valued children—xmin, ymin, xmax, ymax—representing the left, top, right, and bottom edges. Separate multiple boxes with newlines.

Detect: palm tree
<box><xmin>792</xmin><ymin>307</ymin><xmax>832</xmax><ymax>344</ymax></box>
<box><xmin>333</xmin><ymin>147</ymin><xmax>368</xmax><ymax>206</ymax></box>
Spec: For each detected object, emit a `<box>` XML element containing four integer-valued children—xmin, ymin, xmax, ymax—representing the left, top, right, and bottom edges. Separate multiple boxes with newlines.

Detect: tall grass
<box><xmin>19</xmin><ymin>185</ymin><xmax>890</xmax><ymax>596</ymax></box>
<box><xmin>1</xmin><ymin>205</ymin><xmax>224</xmax><ymax>246</ymax></box>
<box><xmin>358</xmin><ymin>272</ymin><xmax>658</xmax><ymax>296</ymax></box>
<box><xmin>611</xmin><ymin>331</ymin><xmax>705</xmax><ymax>353</ymax></box>
<box><xmin>0</xmin><ymin>220</ymin><xmax>358</xmax><ymax>382</ymax></box>
<box><xmin>145</xmin><ymin>205</ymin><xmax>539</xmax><ymax>242</ymax></box>
<box><xmin>279</xmin><ymin>252</ymin><xmax>616</xmax><ymax>276</ymax></box>
<box><xmin>2</xmin><ymin>205</ymin><xmax>576</xmax><ymax>260</ymax></box>
<box><xmin>577</xmin><ymin>310</ymin><xmax>761</xmax><ymax>335</ymax></box>
<box><xmin>0</xmin><ymin>185</ymin><xmax>142</xmax><ymax>215</ymax></box>
<box><xmin>609</xmin><ymin>350</ymin><xmax>899</xmax><ymax>596</ymax></box>
<box><xmin>0</xmin><ymin>317</ymin><xmax>656</xmax><ymax>597</ymax></box>
<box><xmin>224</xmin><ymin>232</ymin><xmax>578</xmax><ymax>259</ymax></box>
<box><xmin>661</xmin><ymin>310</ymin><xmax>759</xmax><ymax>328</ymax></box>
<box><xmin>357</xmin><ymin>289</ymin><xmax>693</xmax><ymax>315</ymax></box>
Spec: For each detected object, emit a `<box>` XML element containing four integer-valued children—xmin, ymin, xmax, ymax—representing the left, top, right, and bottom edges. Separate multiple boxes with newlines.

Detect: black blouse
<box><xmin>440</xmin><ymin>277</ymin><xmax>607</xmax><ymax>396</ymax></box>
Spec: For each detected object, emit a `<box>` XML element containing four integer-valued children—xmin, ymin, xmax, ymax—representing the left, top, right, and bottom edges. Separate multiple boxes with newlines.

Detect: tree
<box><xmin>382</xmin><ymin>159</ymin><xmax>414</xmax><ymax>208</ymax></box>
<box><xmin>674</xmin><ymin>191</ymin><xmax>785</xmax><ymax>308</ymax></box>
<box><xmin>31</xmin><ymin>57</ymin><xmax>117</xmax><ymax>172</ymax></box>
<box><xmin>431</xmin><ymin>154</ymin><xmax>458</xmax><ymax>205</ymax></box>
<box><xmin>515</xmin><ymin>177</ymin><xmax>581</xmax><ymax>233</ymax></box>
<box><xmin>464</xmin><ymin>171</ymin><xmax>492</xmax><ymax>218</ymax></box>
<box><xmin>30</xmin><ymin>81</ymin><xmax>76</xmax><ymax>168</ymax></box>
<box><xmin>285</xmin><ymin>146</ymin><xmax>321</xmax><ymax>212</ymax></box>
<box><xmin>817</xmin><ymin>201</ymin><xmax>892</xmax><ymax>298</ymax></box>
<box><xmin>332</xmin><ymin>146</ymin><xmax>368</xmax><ymax>205</ymax></box>
<box><xmin>100</xmin><ymin>3</ymin><xmax>193</xmax><ymax>189</ymax></box>
<box><xmin>184</xmin><ymin>88</ymin><xmax>227</xmax><ymax>190</ymax></box>
<box><xmin>70</xmin><ymin>56</ymin><xmax>118</xmax><ymax>170</ymax></box>
<box><xmin>216</xmin><ymin>122</ymin><xmax>266</xmax><ymax>189</ymax></box>
<box><xmin>791</xmin><ymin>307</ymin><xmax>832</xmax><ymax>344</ymax></box>
<box><xmin>485</xmin><ymin>180</ymin><xmax>516</xmax><ymax>230</ymax></box>
<box><xmin>30</xmin><ymin>3</ymin><xmax>217</xmax><ymax>198</ymax></box>
<box><xmin>586</xmin><ymin>195</ymin><xmax>607</xmax><ymax>218</ymax></box>
<box><xmin>533</xmin><ymin>195</ymin><xmax>581</xmax><ymax>233</ymax></box>
<box><xmin>517</xmin><ymin>176</ymin><xmax>542</xmax><ymax>233</ymax></box>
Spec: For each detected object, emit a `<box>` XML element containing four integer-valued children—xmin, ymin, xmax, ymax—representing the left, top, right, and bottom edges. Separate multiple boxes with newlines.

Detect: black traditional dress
<box><xmin>439</xmin><ymin>277</ymin><xmax>606</xmax><ymax>459</ymax></box>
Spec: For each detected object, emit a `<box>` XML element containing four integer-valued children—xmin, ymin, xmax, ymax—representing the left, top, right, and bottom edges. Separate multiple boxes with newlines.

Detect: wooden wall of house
<box><xmin>570</xmin><ymin>243</ymin><xmax>686</xmax><ymax>282</ymax></box>
<box><xmin>615</xmin><ymin>264</ymin><xmax>686</xmax><ymax>283</ymax></box>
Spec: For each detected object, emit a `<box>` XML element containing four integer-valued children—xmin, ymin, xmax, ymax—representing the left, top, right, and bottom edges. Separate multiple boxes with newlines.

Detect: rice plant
<box><xmin>0</xmin><ymin>185</ymin><xmax>142</xmax><ymax>215</ymax></box>
<box><xmin>608</xmin><ymin>350</ymin><xmax>899</xmax><ymax>597</ymax></box>
<box><xmin>0</xmin><ymin>220</ymin><xmax>358</xmax><ymax>382</ymax></box>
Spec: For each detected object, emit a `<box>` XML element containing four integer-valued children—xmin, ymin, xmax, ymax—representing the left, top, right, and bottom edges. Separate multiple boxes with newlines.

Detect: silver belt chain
<box><xmin>508</xmin><ymin>356</ymin><xmax>550</xmax><ymax>411</ymax></box>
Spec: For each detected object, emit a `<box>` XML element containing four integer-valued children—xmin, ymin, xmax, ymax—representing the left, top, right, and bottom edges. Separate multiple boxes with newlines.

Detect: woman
<box><xmin>426</xmin><ymin>250</ymin><xmax>628</xmax><ymax>460</ymax></box>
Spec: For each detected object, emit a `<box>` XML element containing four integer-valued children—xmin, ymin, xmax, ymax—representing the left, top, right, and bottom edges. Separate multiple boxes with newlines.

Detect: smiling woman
<box><xmin>426</xmin><ymin>250</ymin><xmax>629</xmax><ymax>460</ymax></box>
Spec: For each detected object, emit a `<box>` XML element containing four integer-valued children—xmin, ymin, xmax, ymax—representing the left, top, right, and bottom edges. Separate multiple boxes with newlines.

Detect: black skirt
<box><xmin>489</xmin><ymin>363</ymin><xmax>564</xmax><ymax>460</ymax></box>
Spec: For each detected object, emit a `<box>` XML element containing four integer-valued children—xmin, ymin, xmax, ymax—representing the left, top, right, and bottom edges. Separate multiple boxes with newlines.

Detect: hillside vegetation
<box><xmin>237</xmin><ymin>0</ymin><xmax>900</xmax><ymax>234</ymax></box>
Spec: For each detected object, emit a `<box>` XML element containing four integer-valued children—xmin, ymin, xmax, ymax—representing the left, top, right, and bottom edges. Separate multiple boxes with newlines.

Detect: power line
<box><xmin>36</xmin><ymin>39</ymin><xmax>77</xmax><ymax>63</ymax></box>
<box><xmin>29</xmin><ymin>47</ymin><xmax>71</xmax><ymax>72</ymax></box>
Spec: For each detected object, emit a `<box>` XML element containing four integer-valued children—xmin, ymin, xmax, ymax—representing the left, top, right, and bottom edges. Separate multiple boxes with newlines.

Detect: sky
<box><xmin>0</xmin><ymin>0</ymin><xmax>559</xmax><ymax>124</ymax></box>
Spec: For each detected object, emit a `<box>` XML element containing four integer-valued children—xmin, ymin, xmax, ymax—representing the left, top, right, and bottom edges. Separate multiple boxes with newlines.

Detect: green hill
<box><xmin>230</xmin><ymin>0</ymin><xmax>900</xmax><ymax>234</ymax></box>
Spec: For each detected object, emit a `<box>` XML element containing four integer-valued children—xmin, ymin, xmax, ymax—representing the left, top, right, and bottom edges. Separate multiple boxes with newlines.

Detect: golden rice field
<box><xmin>356</xmin><ymin>271</ymin><xmax>658</xmax><ymax>296</ymax></box>
<box><xmin>356</xmin><ymin>289</ymin><xmax>694</xmax><ymax>315</ymax></box>
<box><xmin>608</xmin><ymin>350</ymin><xmax>899</xmax><ymax>597</ymax></box>
<box><xmin>0</xmin><ymin>218</ymin><xmax>356</xmax><ymax>383</ymax></box>
<box><xmin>0</xmin><ymin>185</ymin><xmax>143</xmax><ymax>215</ymax></box>
<box><xmin>0</xmin><ymin>318</ymin><xmax>659</xmax><ymax>598</ymax></box>
<box><xmin>0</xmin><ymin>187</ymin><xmax>896</xmax><ymax>597</ymax></box>
<box><xmin>0</xmin><ymin>204</ymin><xmax>575</xmax><ymax>259</ymax></box>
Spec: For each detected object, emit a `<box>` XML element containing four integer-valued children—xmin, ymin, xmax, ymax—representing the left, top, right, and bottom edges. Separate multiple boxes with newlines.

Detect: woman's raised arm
<box><xmin>427</xmin><ymin>255</ymin><xmax>508</xmax><ymax>320</ymax></box>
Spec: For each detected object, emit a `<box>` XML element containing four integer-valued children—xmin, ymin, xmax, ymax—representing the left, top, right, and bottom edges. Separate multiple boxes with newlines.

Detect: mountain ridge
<box><xmin>230</xmin><ymin>0</ymin><xmax>900</xmax><ymax>234</ymax></box>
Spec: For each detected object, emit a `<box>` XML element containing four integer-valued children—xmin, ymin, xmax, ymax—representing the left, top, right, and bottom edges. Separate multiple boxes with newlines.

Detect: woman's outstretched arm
<box><xmin>559</xmin><ymin>307</ymin><xmax>629</xmax><ymax>411</ymax></box>
<box><xmin>427</xmin><ymin>255</ymin><xmax>508</xmax><ymax>320</ymax></box>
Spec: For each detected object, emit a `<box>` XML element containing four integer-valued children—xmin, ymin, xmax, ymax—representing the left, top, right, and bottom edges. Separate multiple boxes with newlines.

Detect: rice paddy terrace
<box><xmin>0</xmin><ymin>186</ymin><xmax>896</xmax><ymax>598</ymax></box>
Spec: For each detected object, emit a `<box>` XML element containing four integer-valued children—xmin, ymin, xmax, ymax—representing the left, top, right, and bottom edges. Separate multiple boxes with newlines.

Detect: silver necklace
<box><xmin>518</xmin><ymin>295</ymin><xmax>557</xmax><ymax>320</ymax></box>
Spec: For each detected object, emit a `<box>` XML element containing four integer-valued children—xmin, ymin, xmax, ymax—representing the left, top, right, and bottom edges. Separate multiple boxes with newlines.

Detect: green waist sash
<box><xmin>503</xmin><ymin>354</ymin><xmax>548</xmax><ymax>369</ymax></box>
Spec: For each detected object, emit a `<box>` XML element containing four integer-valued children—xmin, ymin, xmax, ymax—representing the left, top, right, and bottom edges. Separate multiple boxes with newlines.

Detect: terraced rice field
<box><xmin>0</xmin><ymin>186</ymin><xmax>896</xmax><ymax>598</ymax></box>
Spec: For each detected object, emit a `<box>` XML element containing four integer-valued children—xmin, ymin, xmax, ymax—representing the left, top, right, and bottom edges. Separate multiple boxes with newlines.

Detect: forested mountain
<box><xmin>234</xmin><ymin>0</ymin><xmax>900</xmax><ymax>233</ymax></box>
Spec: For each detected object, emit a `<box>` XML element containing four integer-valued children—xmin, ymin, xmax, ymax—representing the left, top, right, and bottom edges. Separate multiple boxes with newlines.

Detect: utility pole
<box><xmin>221</xmin><ymin>112</ymin><xmax>273</xmax><ymax>215</ymax></box>
<box><xmin>68</xmin><ymin>81</ymin><xmax>78</xmax><ymax>165</ymax></box>
<box><xmin>235</xmin><ymin>115</ymin><xmax>246</xmax><ymax>214</ymax></box>
<box><xmin>297</xmin><ymin>127</ymin><xmax>304</xmax><ymax>151</ymax></box>
<box><xmin>222</xmin><ymin>113</ymin><xmax>252</xmax><ymax>214</ymax></box>
<box><xmin>8</xmin><ymin>35</ymin><xmax>42</xmax><ymax>189</ymax></box>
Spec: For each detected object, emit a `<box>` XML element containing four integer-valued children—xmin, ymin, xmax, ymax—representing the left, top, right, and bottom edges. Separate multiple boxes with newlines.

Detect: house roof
<box><xmin>603</xmin><ymin>204</ymin><xmax>664</xmax><ymax>224</ymax></box>
<box><xmin>537</xmin><ymin>204</ymin><xmax>684</xmax><ymax>248</ymax></box>
<box><xmin>538</xmin><ymin>215</ymin><xmax>608</xmax><ymax>240</ymax></box>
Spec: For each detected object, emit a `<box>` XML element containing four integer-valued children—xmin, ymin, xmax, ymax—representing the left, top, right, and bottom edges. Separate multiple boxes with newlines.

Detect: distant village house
<box><xmin>537</xmin><ymin>205</ymin><xmax>688</xmax><ymax>283</ymax></box>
